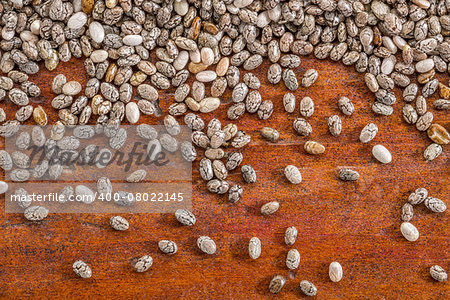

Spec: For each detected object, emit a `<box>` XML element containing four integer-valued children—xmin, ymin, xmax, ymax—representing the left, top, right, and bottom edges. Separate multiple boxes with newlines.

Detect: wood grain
<box><xmin>0</xmin><ymin>55</ymin><xmax>448</xmax><ymax>299</ymax></box>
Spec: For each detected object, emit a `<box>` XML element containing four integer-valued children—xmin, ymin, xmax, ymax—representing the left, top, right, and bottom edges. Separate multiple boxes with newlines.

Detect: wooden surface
<box><xmin>0</xmin><ymin>55</ymin><xmax>449</xmax><ymax>299</ymax></box>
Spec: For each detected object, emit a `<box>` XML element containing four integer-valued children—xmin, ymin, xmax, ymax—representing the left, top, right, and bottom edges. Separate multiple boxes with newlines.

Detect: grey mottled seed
<box><xmin>401</xmin><ymin>203</ymin><xmax>414</xmax><ymax>222</ymax></box>
<box><xmin>286</xmin><ymin>249</ymin><xmax>300</xmax><ymax>270</ymax></box>
<box><xmin>301</xmin><ymin>69</ymin><xmax>318</xmax><ymax>87</ymax></box>
<box><xmin>402</xmin><ymin>105</ymin><xmax>418</xmax><ymax>124</ymax></box>
<box><xmin>158</xmin><ymin>240</ymin><xmax>178</xmax><ymax>254</ymax></box>
<box><xmin>300</xmin><ymin>97</ymin><xmax>314</xmax><ymax>117</ymax></box>
<box><xmin>293</xmin><ymin>118</ymin><xmax>312</xmax><ymax>136</ymax></box>
<box><xmin>241</xmin><ymin>165</ymin><xmax>256</xmax><ymax>183</ymax></box>
<box><xmin>338</xmin><ymin>97</ymin><xmax>354</xmax><ymax>115</ymax></box>
<box><xmin>285</xmin><ymin>227</ymin><xmax>298</xmax><ymax>245</ymax></box>
<box><xmin>24</xmin><ymin>206</ymin><xmax>49</xmax><ymax>221</ymax></box>
<box><xmin>73</xmin><ymin>260</ymin><xmax>92</xmax><ymax>278</ymax></box>
<box><xmin>175</xmin><ymin>209</ymin><xmax>196</xmax><ymax>226</ymax></box>
<box><xmin>282</xmin><ymin>69</ymin><xmax>298</xmax><ymax>91</ymax></box>
<box><xmin>339</xmin><ymin>168</ymin><xmax>360</xmax><ymax>181</ymax></box>
<box><xmin>430</xmin><ymin>265</ymin><xmax>447</xmax><ymax>282</ymax></box>
<box><xmin>261</xmin><ymin>201</ymin><xmax>279</xmax><ymax>215</ymax></box>
<box><xmin>300</xmin><ymin>280</ymin><xmax>317</xmax><ymax>296</ymax></box>
<box><xmin>249</xmin><ymin>237</ymin><xmax>261</xmax><ymax>259</ymax></box>
<box><xmin>197</xmin><ymin>236</ymin><xmax>216</xmax><ymax>254</ymax></box>
<box><xmin>133</xmin><ymin>255</ymin><xmax>153</xmax><ymax>272</ymax></box>
<box><xmin>328</xmin><ymin>115</ymin><xmax>342</xmax><ymax>136</ymax></box>
<box><xmin>110</xmin><ymin>216</ymin><xmax>129</xmax><ymax>231</ymax></box>
<box><xmin>359</xmin><ymin>123</ymin><xmax>378</xmax><ymax>143</ymax></box>
<box><xmin>283</xmin><ymin>93</ymin><xmax>296</xmax><ymax>113</ymax></box>
<box><xmin>269</xmin><ymin>275</ymin><xmax>286</xmax><ymax>294</ymax></box>
<box><xmin>424</xmin><ymin>197</ymin><xmax>446</xmax><ymax>213</ymax></box>
<box><xmin>228</xmin><ymin>185</ymin><xmax>243</xmax><ymax>203</ymax></box>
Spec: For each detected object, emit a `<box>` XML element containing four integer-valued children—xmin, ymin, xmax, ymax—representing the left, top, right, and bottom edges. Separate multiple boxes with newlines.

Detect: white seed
<box><xmin>67</xmin><ymin>12</ymin><xmax>87</xmax><ymax>29</ymax></box>
<box><xmin>123</xmin><ymin>35</ymin><xmax>143</xmax><ymax>46</ymax></box>
<box><xmin>0</xmin><ymin>181</ymin><xmax>8</xmax><ymax>194</ymax></box>
<box><xmin>173</xmin><ymin>51</ymin><xmax>189</xmax><ymax>71</ymax></box>
<box><xmin>62</xmin><ymin>81</ymin><xmax>82</xmax><ymax>96</ymax></box>
<box><xmin>415</xmin><ymin>59</ymin><xmax>434</xmax><ymax>73</ymax></box>
<box><xmin>196</xmin><ymin>70</ymin><xmax>217</xmax><ymax>82</ymax></box>
<box><xmin>189</xmin><ymin>49</ymin><xmax>201</xmax><ymax>63</ymax></box>
<box><xmin>400</xmin><ymin>222</ymin><xmax>419</xmax><ymax>241</ymax></box>
<box><xmin>89</xmin><ymin>22</ymin><xmax>104</xmax><ymax>43</ymax></box>
<box><xmin>200</xmin><ymin>47</ymin><xmax>214</xmax><ymax>66</ymax></box>
<box><xmin>174</xmin><ymin>0</ymin><xmax>189</xmax><ymax>16</ymax></box>
<box><xmin>329</xmin><ymin>262</ymin><xmax>343</xmax><ymax>282</ymax></box>
<box><xmin>90</xmin><ymin>50</ymin><xmax>108</xmax><ymax>63</ymax></box>
<box><xmin>372</xmin><ymin>145</ymin><xmax>392</xmax><ymax>164</ymax></box>
<box><xmin>125</xmin><ymin>102</ymin><xmax>140</xmax><ymax>124</ymax></box>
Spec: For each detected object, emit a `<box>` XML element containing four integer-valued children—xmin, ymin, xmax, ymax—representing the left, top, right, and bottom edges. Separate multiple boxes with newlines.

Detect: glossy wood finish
<box><xmin>1</xmin><ymin>56</ymin><xmax>448</xmax><ymax>299</ymax></box>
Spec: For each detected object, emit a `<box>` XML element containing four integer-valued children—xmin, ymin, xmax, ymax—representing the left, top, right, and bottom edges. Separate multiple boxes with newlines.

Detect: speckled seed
<box><xmin>359</xmin><ymin>123</ymin><xmax>378</xmax><ymax>143</ymax></box>
<box><xmin>73</xmin><ymin>260</ymin><xmax>92</xmax><ymax>278</ymax></box>
<box><xmin>249</xmin><ymin>237</ymin><xmax>261</xmax><ymax>259</ymax></box>
<box><xmin>241</xmin><ymin>165</ymin><xmax>256</xmax><ymax>183</ymax></box>
<box><xmin>158</xmin><ymin>240</ymin><xmax>178</xmax><ymax>255</ymax></box>
<box><xmin>372</xmin><ymin>145</ymin><xmax>392</xmax><ymax>164</ymax></box>
<box><xmin>283</xmin><ymin>93</ymin><xmax>296</xmax><ymax>113</ymax></box>
<box><xmin>110</xmin><ymin>216</ymin><xmax>129</xmax><ymax>231</ymax></box>
<box><xmin>304</xmin><ymin>141</ymin><xmax>325</xmax><ymax>155</ymax></box>
<box><xmin>282</xmin><ymin>69</ymin><xmax>298</xmax><ymax>91</ymax></box>
<box><xmin>300</xmin><ymin>97</ymin><xmax>314</xmax><ymax>117</ymax></box>
<box><xmin>269</xmin><ymin>275</ymin><xmax>286</xmax><ymax>294</ymax></box>
<box><xmin>401</xmin><ymin>203</ymin><xmax>414</xmax><ymax>222</ymax></box>
<box><xmin>284</xmin><ymin>227</ymin><xmax>298</xmax><ymax>245</ymax></box>
<box><xmin>400</xmin><ymin>222</ymin><xmax>419</xmax><ymax>242</ymax></box>
<box><xmin>408</xmin><ymin>188</ymin><xmax>428</xmax><ymax>205</ymax></box>
<box><xmin>339</xmin><ymin>168</ymin><xmax>360</xmax><ymax>181</ymax></box>
<box><xmin>24</xmin><ymin>206</ymin><xmax>49</xmax><ymax>221</ymax></box>
<box><xmin>293</xmin><ymin>118</ymin><xmax>312</xmax><ymax>136</ymax></box>
<box><xmin>260</xmin><ymin>127</ymin><xmax>279</xmax><ymax>142</ymax></box>
<box><xmin>286</xmin><ymin>249</ymin><xmax>300</xmax><ymax>270</ymax></box>
<box><xmin>126</xmin><ymin>169</ymin><xmax>146</xmax><ymax>183</ymax></box>
<box><xmin>175</xmin><ymin>209</ymin><xmax>196</xmax><ymax>226</ymax></box>
<box><xmin>416</xmin><ymin>112</ymin><xmax>433</xmax><ymax>131</ymax></box>
<box><xmin>424</xmin><ymin>143</ymin><xmax>442</xmax><ymax>161</ymax></box>
<box><xmin>430</xmin><ymin>265</ymin><xmax>448</xmax><ymax>282</ymax></box>
<box><xmin>329</xmin><ymin>262</ymin><xmax>343</xmax><ymax>282</ymax></box>
<box><xmin>261</xmin><ymin>201</ymin><xmax>279</xmax><ymax>215</ymax></box>
<box><xmin>300</xmin><ymin>280</ymin><xmax>317</xmax><ymax>296</ymax></box>
<box><xmin>338</xmin><ymin>97</ymin><xmax>354</xmax><ymax>115</ymax></box>
<box><xmin>133</xmin><ymin>255</ymin><xmax>153</xmax><ymax>272</ymax></box>
<box><xmin>427</xmin><ymin>124</ymin><xmax>450</xmax><ymax>145</ymax></box>
<box><xmin>424</xmin><ymin>197</ymin><xmax>446</xmax><ymax>213</ymax></box>
<box><xmin>328</xmin><ymin>115</ymin><xmax>342</xmax><ymax>136</ymax></box>
<box><xmin>302</xmin><ymin>69</ymin><xmax>318</xmax><ymax>87</ymax></box>
<box><xmin>402</xmin><ymin>104</ymin><xmax>418</xmax><ymax>124</ymax></box>
<box><xmin>284</xmin><ymin>165</ymin><xmax>302</xmax><ymax>184</ymax></box>
<box><xmin>197</xmin><ymin>236</ymin><xmax>216</xmax><ymax>254</ymax></box>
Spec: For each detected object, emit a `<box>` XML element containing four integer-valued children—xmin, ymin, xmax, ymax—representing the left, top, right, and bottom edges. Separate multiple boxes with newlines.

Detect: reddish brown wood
<box><xmin>0</xmin><ymin>56</ymin><xmax>448</xmax><ymax>299</ymax></box>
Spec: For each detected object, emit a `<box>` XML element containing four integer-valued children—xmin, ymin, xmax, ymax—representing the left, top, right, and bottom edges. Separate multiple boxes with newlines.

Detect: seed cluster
<box><xmin>0</xmin><ymin>0</ymin><xmax>448</xmax><ymax>294</ymax></box>
<box><xmin>400</xmin><ymin>187</ymin><xmax>446</xmax><ymax>242</ymax></box>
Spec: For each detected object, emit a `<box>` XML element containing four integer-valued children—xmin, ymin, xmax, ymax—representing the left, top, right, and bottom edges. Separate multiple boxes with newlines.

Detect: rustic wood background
<box><xmin>1</xmin><ymin>55</ymin><xmax>448</xmax><ymax>299</ymax></box>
